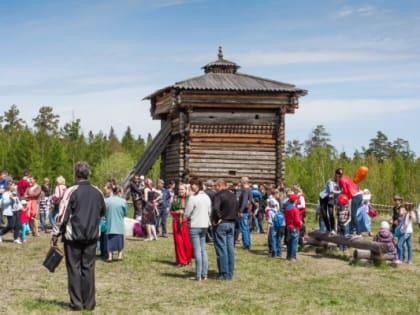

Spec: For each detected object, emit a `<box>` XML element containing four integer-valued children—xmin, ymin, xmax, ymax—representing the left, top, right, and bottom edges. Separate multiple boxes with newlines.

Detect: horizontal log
<box><xmin>189</xmin><ymin>155</ymin><xmax>276</xmax><ymax>162</ymax></box>
<box><xmin>189</xmin><ymin>167</ymin><xmax>275</xmax><ymax>174</ymax></box>
<box><xmin>190</xmin><ymin>151</ymin><xmax>276</xmax><ymax>159</ymax></box>
<box><xmin>190</xmin><ymin>118</ymin><xmax>277</xmax><ymax>125</ymax></box>
<box><xmin>191</xmin><ymin>132</ymin><xmax>275</xmax><ymax>139</ymax></box>
<box><xmin>181</xmin><ymin>102</ymin><xmax>290</xmax><ymax>109</ymax></box>
<box><xmin>188</xmin><ymin>172</ymin><xmax>275</xmax><ymax>181</ymax></box>
<box><xmin>189</xmin><ymin>111</ymin><xmax>278</xmax><ymax>124</ymax></box>
<box><xmin>191</xmin><ymin>147</ymin><xmax>276</xmax><ymax>154</ymax></box>
<box><xmin>191</xmin><ymin>142</ymin><xmax>276</xmax><ymax>148</ymax></box>
<box><xmin>308</xmin><ymin>230</ymin><xmax>389</xmax><ymax>255</ymax></box>
<box><xmin>191</xmin><ymin>137</ymin><xmax>276</xmax><ymax>144</ymax></box>
<box><xmin>188</xmin><ymin>160</ymin><xmax>275</xmax><ymax>172</ymax></box>
<box><xmin>165</xmin><ymin>159</ymin><xmax>180</xmax><ymax>167</ymax></box>
<box><xmin>353</xmin><ymin>249</ymin><xmax>395</xmax><ymax>261</ymax></box>
<box><xmin>180</xmin><ymin>91</ymin><xmax>290</xmax><ymax>101</ymax></box>
<box><xmin>305</xmin><ymin>237</ymin><xmax>337</xmax><ymax>248</ymax></box>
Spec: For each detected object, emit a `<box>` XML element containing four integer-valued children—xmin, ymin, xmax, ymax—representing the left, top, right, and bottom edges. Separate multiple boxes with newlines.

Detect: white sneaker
<box><xmin>14</xmin><ymin>239</ymin><xmax>22</xmax><ymax>244</ymax></box>
<box><xmin>0</xmin><ymin>236</ymin><xmax>2</xmax><ymax>242</ymax></box>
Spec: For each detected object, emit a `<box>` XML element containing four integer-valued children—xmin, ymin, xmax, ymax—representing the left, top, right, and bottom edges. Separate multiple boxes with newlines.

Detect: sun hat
<box><xmin>380</xmin><ymin>221</ymin><xmax>390</xmax><ymax>230</ymax></box>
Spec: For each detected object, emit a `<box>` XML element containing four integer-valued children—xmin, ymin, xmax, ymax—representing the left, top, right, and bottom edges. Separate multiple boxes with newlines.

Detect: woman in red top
<box><xmin>170</xmin><ymin>184</ymin><xmax>193</xmax><ymax>266</ymax></box>
<box><xmin>335</xmin><ymin>168</ymin><xmax>363</xmax><ymax>237</ymax></box>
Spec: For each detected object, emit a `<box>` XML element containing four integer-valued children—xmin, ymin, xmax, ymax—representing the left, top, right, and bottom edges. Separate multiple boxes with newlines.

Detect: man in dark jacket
<box><xmin>51</xmin><ymin>161</ymin><xmax>106</xmax><ymax>311</ymax></box>
<box><xmin>130</xmin><ymin>175</ymin><xmax>144</xmax><ymax>219</ymax></box>
<box><xmin>212</xmin><ymin>179</ymin><xmax>238</xmax><ymax>280</ymax></box>
<box><xmin>204</xmin><ymin>179</ymin><xmax>216</xmax><ymax>243</ymax></box>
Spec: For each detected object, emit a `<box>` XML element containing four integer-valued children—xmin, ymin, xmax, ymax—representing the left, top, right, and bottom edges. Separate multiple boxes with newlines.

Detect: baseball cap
<box><xmin>289</xmin><ymin>194</ymin><xmax>298</xmax><ymax>203</ymax></box>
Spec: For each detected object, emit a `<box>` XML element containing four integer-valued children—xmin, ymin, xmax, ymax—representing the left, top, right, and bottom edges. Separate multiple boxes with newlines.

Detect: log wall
<box><xmin>186</xmin><ymin>109</ymin><xmax>277</xmax><ymax>185</ymax></box>
<box><xmin>157</xmin><ymin>92</ymin><xmax>297</xmax><ymax>186</ymax></box>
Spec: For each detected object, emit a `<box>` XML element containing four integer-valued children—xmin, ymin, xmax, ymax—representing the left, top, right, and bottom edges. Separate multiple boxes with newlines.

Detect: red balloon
<box><xmin>338</xmin><ymin>194</ymin><xmax>349</xmax><ymax>206</ymax></box>
<box><xmin>353</xmin><ymin>166</ymin><xmax>369</xmax><ymax>184</ymax></box>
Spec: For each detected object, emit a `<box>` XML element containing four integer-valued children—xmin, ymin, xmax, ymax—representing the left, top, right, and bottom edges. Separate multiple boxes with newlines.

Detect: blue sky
<box><xmin>1</xmin><ymin>0</ymin><xmax>419</xmax><ymax>156</ymax></box>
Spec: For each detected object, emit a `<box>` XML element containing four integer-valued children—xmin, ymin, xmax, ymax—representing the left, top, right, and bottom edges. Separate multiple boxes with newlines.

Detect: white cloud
<box><xmin>234</xmin><ymin>50</ymin><xmax>412</xmax><ymax>66</ymax></box>
<box><xmin>150</xmin><ymin>0</ymin><xmax>197</xmax><ymax>9</ymax></box>
<box><xmin>285</xmin><ymin>98</ymin><xmax>420</xmax><ymax>155</ymax></box>
<box><xmin>0</xmin><ymin>86</ymin><xmax>161</xmax><ymax>140</ymax></box>
<box><xmin>337</xmin><ymin>5</ymin><xmax>375</xmax><ymax>18</ymax></box>
<box><xmin>290</xmin><ymin>98</ymin><xmax>420</xmax><ymax>126</ymax></box>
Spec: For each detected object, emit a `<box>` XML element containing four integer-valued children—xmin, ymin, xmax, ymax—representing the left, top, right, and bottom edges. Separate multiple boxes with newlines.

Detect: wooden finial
<box><xmin>218</xmin><ymin>46</ymin><xmax>223</xmax><ymax>60</ymax></box>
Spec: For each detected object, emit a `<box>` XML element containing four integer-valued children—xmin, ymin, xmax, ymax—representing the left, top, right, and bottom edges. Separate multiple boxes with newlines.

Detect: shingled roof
<box><xmin>145</xmin><ymin>47</ymin><xmax>307</xmax><ymax>100</ymax></box>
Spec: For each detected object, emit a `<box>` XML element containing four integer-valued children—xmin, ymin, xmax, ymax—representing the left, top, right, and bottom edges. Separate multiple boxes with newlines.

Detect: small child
<box><xmin>397</xmin><ymin>203</ymin><xmax>416</xmax><ymax>264</ymax></box>
<box><xmin>265</xmin><ymin>196</ymin><xmax>279</xmax><ymax>254</ymax></box>
<box><xmin>38</xmin><ymin>190</ymin><xmax>50</xmax><ymax>233</ymax></box>
<box><xmin>20</xmin><ymin>200</ymin><xmax>30</xmax><ymax>243</ymax></box>
<box><xmin>373</xmin><ymin>221</ymin><xmax>398</xmax><ymax>262</ymax></box>
<box><xmin>284</xmin><ymin>194</ymin><xmax>302</xmax><ymax>261</ymax></box>
<box><xmin>336</xmin><ymin>199</ymin><xmax>351</xmax><ymax>251</ymax></box>
<box><xmin>267</xmin><ymin>199</ymin><xmax>285</xmax><ymax>258</ymax></box>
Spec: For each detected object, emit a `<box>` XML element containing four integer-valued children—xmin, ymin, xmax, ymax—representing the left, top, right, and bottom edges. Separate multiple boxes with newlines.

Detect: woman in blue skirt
<box><xmin>104</xmin><ymin>182</ymin><xmax>128</xmax><ymax>262</ymax></box>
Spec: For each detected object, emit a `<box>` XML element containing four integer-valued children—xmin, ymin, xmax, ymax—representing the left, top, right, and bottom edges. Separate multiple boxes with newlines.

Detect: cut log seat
<box><xmin>308</xmin><ymin>230</ymin><xmax>389</xmax><ymax>255</ymax></box>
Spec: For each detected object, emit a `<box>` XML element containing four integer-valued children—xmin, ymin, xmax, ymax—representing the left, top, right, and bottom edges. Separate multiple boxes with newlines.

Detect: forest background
<box><xmin>1</xmin><ymin>104</ymin><xmax>418</xmax><ymax>207</ymax></box>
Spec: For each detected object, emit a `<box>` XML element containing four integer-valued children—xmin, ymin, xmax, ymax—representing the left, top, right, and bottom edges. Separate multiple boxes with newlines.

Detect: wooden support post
<box><xmin>275</xmin><ymin>108</ymin><xmax>285</xmax><ymax>185</ymax></box>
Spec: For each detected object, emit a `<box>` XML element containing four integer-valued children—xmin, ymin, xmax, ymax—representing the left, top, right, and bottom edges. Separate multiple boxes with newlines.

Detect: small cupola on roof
<box><xmin>202</xmin><ymin>46</ymin><xmax>240</xmax><ymax>74</ymax></box>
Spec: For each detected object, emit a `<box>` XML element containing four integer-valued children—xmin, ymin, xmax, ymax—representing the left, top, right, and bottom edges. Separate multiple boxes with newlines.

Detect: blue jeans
<box><xmin>239</xmin><ymin>213</ymin><xmax>251</xmax><ymax>249</ymax></box>
<box><xmin>158</xmin><ymin>209</ymin><xmax>168</xmax><ymax>236</ymax></box>
<box><xmin>49</xmin><ymin>204</ymin><xmax>58</xmax><ymax>227</ymax></box>
<box><xmin>350</xmin><ymin>194</ymin><xmax>363</xmax><ymax>234</ymax></box>
<box><xmin>337</xmin><ymin>223</ymin><xmax>350</xmax><ymax>251</ymax></box>
<box><xmin>253</xmin><ymin>213</ymin><xmax>261</xmax><ymax>232</ymax></box>
<box><xmin>286</xmin><ymin>228</ymin><xmax>300</xmax><ymax>260</ymax></box>
<box><xmin>214</xmin><ymin>222</ymin><xmax>235</xmax><ymax>280</ymax></box>
<box><xmin>39</xmin><ymin>212</ymin><xmax>47</xmax><ymax>232</ymax></box>
<box><xmin>270</xmin><ymin>226</ymin><xmax>284</xmax><ymax>257</ymax></box>
<box><xmin>189</xmin><ymin>227</ymin><xmax>208</xmax><ymax>279</ymax></box>
<box><xmin>319</xmin><ymin>217</ymin><xmax>326</xmax><ymax>232</ymax></box>
<box><xmin>397</xmin><ymin>233</ymin><xmax>412</xmax><ymax>262</ymax></box>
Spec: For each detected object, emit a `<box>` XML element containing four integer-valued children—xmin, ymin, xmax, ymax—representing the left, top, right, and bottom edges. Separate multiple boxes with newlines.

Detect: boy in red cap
<box><xmin>284</xmin><ymin>194</ymin><xmax>302</xmax><ymax>261</ymax></box>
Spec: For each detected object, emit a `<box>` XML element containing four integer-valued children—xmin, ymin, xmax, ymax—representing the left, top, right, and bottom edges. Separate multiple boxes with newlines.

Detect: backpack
<box><xmin>270</xmin><ymin>208</ymin><xmax>284</xmax><ymax>228</ymax></box>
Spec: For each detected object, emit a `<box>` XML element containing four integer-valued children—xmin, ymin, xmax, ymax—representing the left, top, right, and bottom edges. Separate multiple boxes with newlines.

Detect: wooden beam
<box><xmin>191</xmin><ymin>138</ymin><xmax>276</xmax><ymax>144</ymax></box>
<box><xmin>308</xmin><ymin>230</ymin><xmax>389</xmax><ymax>255</ymax></box>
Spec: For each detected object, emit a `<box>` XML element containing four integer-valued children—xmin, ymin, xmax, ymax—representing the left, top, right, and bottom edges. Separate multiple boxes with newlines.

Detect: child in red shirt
<box><xmin>20</xmin><ymin>200</ymin><xmax>30</xmax><ymax>242</ymax></box>
<box><xmin>285</xmin><ymin>194</ymin><xmax>302</xmax><ymax>261</ymax></box>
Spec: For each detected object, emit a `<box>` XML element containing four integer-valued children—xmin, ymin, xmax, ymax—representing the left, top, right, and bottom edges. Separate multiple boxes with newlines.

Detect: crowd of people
<box><xmin>1</xmin><ymin>164</ymin><xmax>419</xmax><ymax>310</ymax></box>
<box><xmin>316</xmin><ymin>168</ymin><xmax>419</xmax><ymax>264</ymax></box>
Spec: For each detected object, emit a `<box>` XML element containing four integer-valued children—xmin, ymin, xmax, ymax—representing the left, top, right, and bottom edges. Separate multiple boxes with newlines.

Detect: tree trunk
<box><xmin>308</xmin><ymin>230</ymin><xmax>389</xmax><ymax>255</ymax></box>
<box><xmin>305</xmin><ymin>237</ymin><xmax>337</xmax><ymax>249</ymax></box>
<box><xmin>353</xmin><ymin>249</ymin><xmax>395</xmax><ymax>261</ymax></box>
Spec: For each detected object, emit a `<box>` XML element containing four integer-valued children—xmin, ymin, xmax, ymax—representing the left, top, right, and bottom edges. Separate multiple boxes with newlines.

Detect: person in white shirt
<box><xmin>185</xmin><ymin>178</ymin><xmax>211</xmax><ymax>281</ymax></box>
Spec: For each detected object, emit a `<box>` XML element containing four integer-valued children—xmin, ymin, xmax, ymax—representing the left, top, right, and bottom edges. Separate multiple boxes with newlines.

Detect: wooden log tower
<box><xmin>124</xmin><ymin>47</ymin><xmax>307</xmax><ymax>188</ymax></box>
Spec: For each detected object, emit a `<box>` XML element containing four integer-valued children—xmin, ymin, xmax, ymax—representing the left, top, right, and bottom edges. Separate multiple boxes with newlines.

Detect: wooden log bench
<box><xmin>308</xmin><ymin>230</ymin><xmax>389</xmax><ymax>256</ymax></box>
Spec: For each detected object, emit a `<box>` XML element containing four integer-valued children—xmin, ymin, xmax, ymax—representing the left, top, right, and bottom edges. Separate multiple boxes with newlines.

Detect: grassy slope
<box><xmin>0</xmin><ymin>210</ymin><xmax>419</xmax><ymax>315</ymax></box>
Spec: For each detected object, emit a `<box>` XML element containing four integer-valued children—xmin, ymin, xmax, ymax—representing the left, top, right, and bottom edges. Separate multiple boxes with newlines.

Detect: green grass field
<box><xmin>1</xmin><ymin>210</ymin><xmax>419</xmax><ymax>315</ymax></box>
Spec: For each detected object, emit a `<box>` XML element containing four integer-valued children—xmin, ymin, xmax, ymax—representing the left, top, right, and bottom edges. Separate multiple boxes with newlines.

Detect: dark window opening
<box><xmin>228</xmin><ymin>170</ymin><xmax>236</xmax><ymax>176</ymax></box>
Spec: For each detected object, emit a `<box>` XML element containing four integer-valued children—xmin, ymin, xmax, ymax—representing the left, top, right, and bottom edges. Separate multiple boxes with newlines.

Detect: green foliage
<box><xmin>286</xmin><ymin>126</ymin><xmax>419</xmax><ymax>204</ymax></box>
<box><xmin>1</xmin><ymin>105</ymin><xmax>418</xmax><ymax>205</ymax></box>
<box><xmin>0</xmin><ymin>105</ymin><xmax>152</xmax><ymax>188</ymax></box>
<box><xmin>91</xmin><ymin>152</ymin><xmax>135</xmax><ymax>187</ymax></box>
